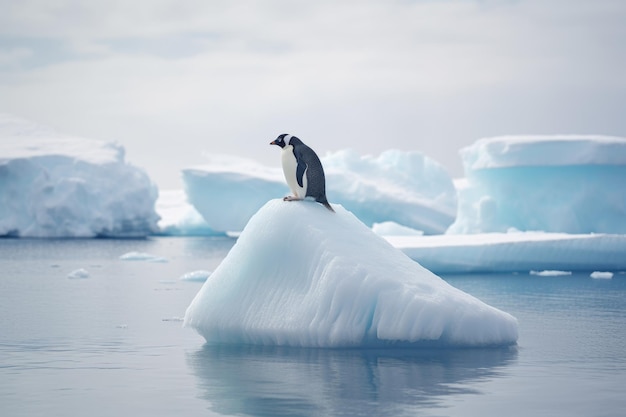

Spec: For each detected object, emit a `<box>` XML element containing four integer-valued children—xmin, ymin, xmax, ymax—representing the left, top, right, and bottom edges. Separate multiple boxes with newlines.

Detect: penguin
<box><xmin>270</xmin><ymin>134</ymin><xmax>334</xmax><ymax>212</ymax></box>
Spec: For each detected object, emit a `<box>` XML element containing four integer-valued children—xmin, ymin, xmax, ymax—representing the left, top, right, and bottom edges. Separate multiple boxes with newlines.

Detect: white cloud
<box><xmin>0</xmin><ymin>0</ymin><xmax>625</xmax><ymax>187</ymax></box>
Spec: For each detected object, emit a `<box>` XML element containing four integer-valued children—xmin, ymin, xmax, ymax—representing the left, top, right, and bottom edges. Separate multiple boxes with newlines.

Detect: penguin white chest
<box><xmin>281</xmin><ymin>145</ymin><xmax>307</xmax><ymax>198</ymax></box>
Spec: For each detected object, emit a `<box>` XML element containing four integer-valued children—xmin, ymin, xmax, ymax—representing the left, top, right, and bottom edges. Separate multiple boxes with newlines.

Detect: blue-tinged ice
<box><xmin>184</xmin><ymin>199</ymin><xmax>518</xmax><ymax>348</ymax></box>
<box><xmin>67</xmin><ymin>268</ymin><xmax>90</xmax><ymax>279</ymax></box>
<box><xmin>448</xmin><ymin>135</ymin><xmax>626</xmax><ymax>234</ymax></box>
<box><xmin>179</xmin><ymin>270</ymin><xmax>212</xmax><ymax>282</ymax></box>
<box><xmin>119</xmin><ymin>252</ymin><xmax>168</xmax><ymax>263</ymax></box>
<box><xmin>0</xmin><ymin>114</ymin><xmax>159</xmax><ymax>238</ymax></box>
<box><xmin>155</xmin><ymin>190</ymin><xmax>221</xmax><ymax>236</ymax></box>
<box><xmin>182</xmin><ymin>150</ymin><xmax>456</xmax><ymax>235</ymax></box>
<box><xmin>183</xmin><ymin>154</ymin><xmax>288</xmax><ymax>233</ymax></box>
<box><xmin>386</xmin><ymin>232</ymin><xmax>626</xmax><ymax>273</ymax></box>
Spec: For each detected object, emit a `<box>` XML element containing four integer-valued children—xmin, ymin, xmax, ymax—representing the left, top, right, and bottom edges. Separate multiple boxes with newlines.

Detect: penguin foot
<box><xmin>283</xmin><ymin>196</ymin><xmax>302</xmax><ymax>202</ymax></box>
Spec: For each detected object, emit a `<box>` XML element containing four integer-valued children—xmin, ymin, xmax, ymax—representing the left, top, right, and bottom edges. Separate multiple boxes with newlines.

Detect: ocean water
<box><xmin>1</xmin><ymin>238</ymin><xmax>625</xmax><ymax>417</ymax></box>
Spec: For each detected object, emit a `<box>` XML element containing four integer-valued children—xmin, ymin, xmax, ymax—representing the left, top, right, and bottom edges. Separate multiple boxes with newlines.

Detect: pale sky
<box><xmin>1</xmin><ymin>0</ymin><xmax>625</xmax><ymax>188</ymax></box>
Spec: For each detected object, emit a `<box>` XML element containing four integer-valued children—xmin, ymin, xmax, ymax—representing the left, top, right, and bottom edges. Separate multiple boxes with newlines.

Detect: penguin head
<box><xmin>270</xmin><ymin>133</ymin><xmax>294</xmax><ymax>148</ymax></box>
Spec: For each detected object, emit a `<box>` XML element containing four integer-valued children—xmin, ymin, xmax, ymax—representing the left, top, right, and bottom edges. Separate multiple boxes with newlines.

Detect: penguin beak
<box><xmin>270</xmin><ymin>140</ymin><xmax>277</xmax><ymax>145</ymax></box>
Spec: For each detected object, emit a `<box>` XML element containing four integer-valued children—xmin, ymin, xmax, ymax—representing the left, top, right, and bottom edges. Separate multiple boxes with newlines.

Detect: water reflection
<box><xmin>188</xmin><ymin>345</ymin><xmax>517</xmax><ymax>417</ymax></box>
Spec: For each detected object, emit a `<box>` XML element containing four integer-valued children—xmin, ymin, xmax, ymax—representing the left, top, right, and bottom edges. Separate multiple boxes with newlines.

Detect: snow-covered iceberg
<box><xmin>184</xmin><ymin>199</ymin><xmax>518</xmax><ymax>348</ymax></box>
<box><xmin>0</xmin><ymin>114</ymin><xmax>158</xmax><ymax>237</ymax></box>
<box><xmin>448</xmin><ymin>135</ymin><xmax>626</xmax><ymax>234</ymax></box>
<box><xmin>182</xmin><ymin>150</ymin><xmax>456</xmax><ymax>235</ymax></box>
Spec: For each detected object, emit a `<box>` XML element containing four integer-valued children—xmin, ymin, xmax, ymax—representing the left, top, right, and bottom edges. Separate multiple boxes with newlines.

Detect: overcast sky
<box><xmin>1</xmin><ymin>0</ymin><xmax>625</xmax><ymax>188</ymax></box>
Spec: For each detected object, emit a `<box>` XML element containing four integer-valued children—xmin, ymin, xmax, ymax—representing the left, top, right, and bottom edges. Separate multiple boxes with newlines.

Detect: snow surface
<box><xmin>449</xmin><ymin>135</ymin><xmax>626</xmax><ymax>234</ymax></box>
<box><xmin>0</xmin><ymin>114</ymin><xmax>159</xmax><ymax>237</ymax></box>
<box><xmin>386</xmin><ymin>232</ymin><xmax>626</xmax><ymax>274</ymax></box>
<box><xmin>461</xmin><ymin>135</ymin><xmax>626</xmax><ymax>170</ymax></box>
<box><xmin>184</xmin><ymin>199</ymin><xmax>518</xmax><ymax>348</ymax></box>
<box><xmin>182</xmin><ymin>150</ymin><xmax>456</xmax><ymax>234</ymax></box>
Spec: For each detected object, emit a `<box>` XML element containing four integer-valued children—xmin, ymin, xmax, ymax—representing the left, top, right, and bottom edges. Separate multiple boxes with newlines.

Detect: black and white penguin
<box><xmin>270</xmin><ymin>134</ymin><xmax>334</xmax><ymax>212</ymax></box>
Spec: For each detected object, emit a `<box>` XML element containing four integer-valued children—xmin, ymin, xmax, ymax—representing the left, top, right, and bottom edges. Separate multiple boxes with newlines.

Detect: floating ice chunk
<box><xmin>386</xmin><ymin>233</ymin><xmax>626</xmax><ymax>273</ymax></box>
<box><xmin>372</xmin><ymin>221</ymin><xmax>424</xmax><ymax>236</ymax></box>
<box><xmin>0</xmin><ymin>113</ymin><xmax>159</xmax><ymax>238</ymax></box>
<box><xmin>162</xmin><ymin>317</ymin><xmax>184</xmax><ymax>322</ymax></box>
<box><xmin>119</xmin><ymin>252</ymin><xmax>168</xmax><ymax>263</ymax></box>
<box><xmin>67</xmin><ymin>268</ymin><xmax>90</xmax><ymax>279</ymax></box>
<box><xmin>530</xmin><ymin>270</ymin><xmax>572</xmax><ymax>277</ymax></box>
<box><xmin>590</xmin><ymin>271</ymin><xmax>614</xmax><ymax>280</ymax></box>
<box><xmin>179</xmin><ymin>270</ymin><xmax>212</xmax><ymax>282</ymax></box>
<box><xmin>184</xmin><ymin>199</ymin><xmax>518</xmax><ymax>348</ymax></box>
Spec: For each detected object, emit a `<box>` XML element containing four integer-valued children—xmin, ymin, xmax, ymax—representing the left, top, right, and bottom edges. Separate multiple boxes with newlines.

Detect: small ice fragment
<box><xmin>590</xmin><ymin>271</ymin><xmax>613</xmax><ymax>279</ymax></box>
<box><xmin>179</xmin><ymin>270</ymin><xmax>212</xmax><ymax>282</ymax></box>
<box><xmin>119</xmin><ymin>251</ymin><xmax>168</xmax><ymax>263</ymax></box>
<box><xmin>530</xmin><ymin>270</ymin><xmax>572</xmax><ymax>277</ymax></box>
<box><xmin>67</xmin><ymin>268</ymin><xmax>90</xmax><ymax>279</ymax></box>
<box><xmin>162</xmin><ymin>317</ymin><xmax>184</xmax><ymax>322</ymax></box>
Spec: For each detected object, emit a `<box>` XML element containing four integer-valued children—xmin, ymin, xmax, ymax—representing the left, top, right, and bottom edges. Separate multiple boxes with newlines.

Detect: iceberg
<box><xmin>182</xmin><ymin>150</ymin><xmax>456</xmax><ymax>235</ymax></box>
<box><xmin>385</xmin><ymin>232</ymin><xmax>626</xmax><ymax>274</ymax></box>
<box><xmin>184</xmin><ymin>199</ymin><xmax>518</xmax><ymax>348</ymax></box>
<box><xmin>0</xmin><ymin>114</ymin><xmax>159</xmax><ymax>238</ymax></box>
<box><xmin>323</xmin><ymin>149</ymin><xmax>457</xmax><ymax>234</ymax></box>
<box><xmin>182</xmin><ymin>154</ymin><xmax>288</xmax><ymax>233</ymax></box>
<box><xmin>449</xmin><ymin>135</ymin><xmax>626</xmax><ymax>234</ymax></box>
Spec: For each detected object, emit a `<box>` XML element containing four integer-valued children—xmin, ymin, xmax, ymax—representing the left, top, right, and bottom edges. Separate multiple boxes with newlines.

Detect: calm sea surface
<box><xmin>1</xmin><ymin>238</ymin><xmax>625</xmax><ymax>417</ymax></box>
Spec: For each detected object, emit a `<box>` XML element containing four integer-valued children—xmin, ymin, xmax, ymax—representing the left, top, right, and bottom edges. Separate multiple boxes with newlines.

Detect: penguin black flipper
<box><xmin>295</xmin><ymin>157</ymin><xmax>307</xmax><ymax>188</ymax></box>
